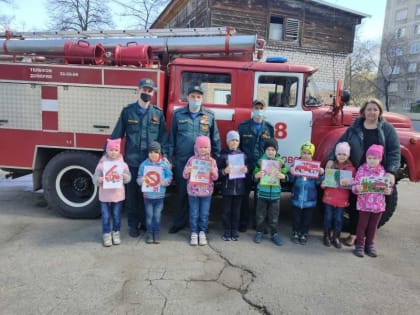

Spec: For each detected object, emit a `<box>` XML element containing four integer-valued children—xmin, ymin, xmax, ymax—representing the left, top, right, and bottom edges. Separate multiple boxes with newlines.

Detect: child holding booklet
<box><xmin>321</xmin><ymin>142</ymin><xmax>355</xmax><ymax>248</ymax></box>
<box><xmin>183</xmin><ymin>136</ymin><xmax>218</xmax><ymax>246</ymax></box>
<box><xmin>253</xmin><ymin>138</ymin><xmax>287</xmax><ymax>246</ymax></box>
<box><xmin>217</xmin><ymin>130</ymin><xmax>248</xmax><ymax>241</ymax></box>
<box><xmin>137</xmin><ymin>141</ymin><xmax>173</xmax><ymax>244</ymax></box>
<box><xmin>352</xmin><ymin>144</ymin><xmax>392</xmax><ymax>258</ymax></box>
<box><xmin>94</xmin><ymin>138</ymin><xmax>131</xmax><ymax>247</ymax></box>
<box><xmin>289</xmin><ymin>141</ymin><xmax>324</xmax><ymax>245</ymax></box>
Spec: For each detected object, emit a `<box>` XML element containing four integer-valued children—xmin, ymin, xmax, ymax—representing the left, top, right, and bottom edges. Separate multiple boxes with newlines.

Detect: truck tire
<box><xmin>379</xmin><ymin>184</ymin><xmax>398</xmax><ymax>228</ymax></box>
<box><xmin>42</xmin><ymin>151</ymin><xmax>100</xmax><ymax>218</ymax></box>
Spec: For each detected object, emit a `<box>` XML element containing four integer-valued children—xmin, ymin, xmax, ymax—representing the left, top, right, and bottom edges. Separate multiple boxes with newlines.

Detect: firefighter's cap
<box><xmin>253</xmin><ymin>99</ymin><xmax>266</xmax><ymax>107</ymax></box>
<box><xmin>139</xmin><ymin>78</ymin><xmax>155</xmax><ymax>89</ymax></box>
<box><xmin>300</xmin><ymin>141</ymin><xmax>315</xmax><ymax>157</ymax></box>
<box><xmin>187</xmin><ymin>84</ymin><xmax>204</xmax><ymax>95</ymax></box>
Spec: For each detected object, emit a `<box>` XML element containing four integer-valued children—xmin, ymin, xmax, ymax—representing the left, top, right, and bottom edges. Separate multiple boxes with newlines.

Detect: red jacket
<box><xmin>322</xmin><ymin>161</ymin><xmax>356</xmax><ymax>208</ymax></box>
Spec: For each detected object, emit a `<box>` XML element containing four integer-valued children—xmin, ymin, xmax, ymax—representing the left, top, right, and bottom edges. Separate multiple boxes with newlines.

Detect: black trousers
<box><xmin>222</xmin><ymin>195</ymin><xmax>243</xmax><ymax>232</ymax></box>
<box><xmin>126</xmin><ymin>166</ymin><xmax>145</xmax><ymax>230</ymax></box>
<box><xmin>292</xmin><ymin>206</ymin><xmax>314</xmax><ymax>235</ymax></box>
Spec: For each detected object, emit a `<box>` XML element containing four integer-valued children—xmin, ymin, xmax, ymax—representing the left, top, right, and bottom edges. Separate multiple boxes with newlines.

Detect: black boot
<box><xmin>323</xmin><ymin>230</ymin><xmax>331</xmax><ymax>247</ymax></box>
<box><xmin>332</xmin><ymin>231</ymin><xmax>342</xmax><ymax>249</ymax></box>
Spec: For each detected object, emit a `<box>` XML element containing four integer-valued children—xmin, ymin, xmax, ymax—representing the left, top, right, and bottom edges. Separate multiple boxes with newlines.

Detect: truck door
<box><xmin>254</xmin><ymin>72</ymin><xmax>312</xmax><ymax>167</ymax></box>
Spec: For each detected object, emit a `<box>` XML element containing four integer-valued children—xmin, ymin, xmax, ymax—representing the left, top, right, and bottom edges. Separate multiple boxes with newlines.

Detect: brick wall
<box><xmin>263</xmin><ymin>48</ymin><xmax>348</xmax><ymax>103</ymax></box>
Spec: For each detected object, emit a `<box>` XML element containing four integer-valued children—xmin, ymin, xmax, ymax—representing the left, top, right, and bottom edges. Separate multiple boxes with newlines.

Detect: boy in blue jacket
<box><xmin>289</xmin><ymin>141</ymin><xmax>324</xmax><ymax>245</ymax></box>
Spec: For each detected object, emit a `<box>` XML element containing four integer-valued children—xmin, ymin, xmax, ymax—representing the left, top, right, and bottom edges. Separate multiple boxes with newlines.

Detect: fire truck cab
<box><xmin>1</xmin><ymin>27</ymin><xmax>419</xmax><ymax>226</ymax></box>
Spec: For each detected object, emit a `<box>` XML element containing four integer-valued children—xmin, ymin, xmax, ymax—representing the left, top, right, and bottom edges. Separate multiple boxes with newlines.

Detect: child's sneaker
<box><xmin>254</xmin><ymin>232</ymin><xmax>263</xmax><ymax>243</ymax></box>
<box><xmin>145</xmin><ymin>232</ymin><xmax>154</xmax><ymax>244</ymax></box>
<box><xmin>231</xmin><ymin>231</ymin><xmax>239</xmax><ymax>241</ymax></box>
<box><xmin>353</xmin><ymin>245</ymin><xmax>364</xmax><ymax>257</ymax></box>
<box><xmin>271</xmin><ymin>233</ymin><xmax>283</xmax><ymax>246</ymax></box>
<box><xmin>103</xmin><ymin>233</ymin><xmax>112</xmax><ymax>247</ymax></box>
<box><xmin>112</xmin><ymin>231</ymin><xmax>121</xmax><ymax>245</ymax></box>
<box><xmin>222</xmin><ymin>231</ymin><xmax>231</xmax><ymax>241</ymax></box>
<box><xmin>199</xmin><ymin>231</ymin><xmax>207</xmax><ymax>246</ymax></box>
<box><xmin>190</xmin><ymin>232</ymin><xmax>198</xmax><ymax>246</ymax></box>
<box><xmin>291</xmin><ymin>231</ymin><xmax>299</xmax><ymax>244</ymax></box>
<box><xmin>365</xmin><ymin>244</ymin><xmax>377</xmax><ymax>257</ymax></box>
<box><xmin>299</xmin><ymin>234</ymin><xmax>307</xmax><ymax>245</ymax></box>
<box><xmin>153</xmin><ymin>232</ymin><xmax>160</xmax><ymax>244</ymax></box>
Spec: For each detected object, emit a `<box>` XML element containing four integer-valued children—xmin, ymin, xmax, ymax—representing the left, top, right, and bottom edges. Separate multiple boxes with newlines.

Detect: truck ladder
<box><xmin>3</xmin><ymin>27</ymin><xmax>236</xmax><ymax>40</ymax></box>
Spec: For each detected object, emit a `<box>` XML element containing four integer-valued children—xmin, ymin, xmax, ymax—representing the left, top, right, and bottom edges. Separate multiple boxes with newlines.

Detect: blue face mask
<box><xmin>189</xmin><ymin>101</ymin><xmax>202</xmax><ymax>110</ymax></box>
<box><xmin>252</xmin><ymin>109</ymin><xmax>265</xmax><ymax>119</ymax></box>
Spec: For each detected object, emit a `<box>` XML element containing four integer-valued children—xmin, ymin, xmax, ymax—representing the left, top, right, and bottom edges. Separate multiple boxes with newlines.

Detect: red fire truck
<box><xmin>1</xmin><ymin>27</ymin><xmax>419</xmax><ymax>226</ymax></box>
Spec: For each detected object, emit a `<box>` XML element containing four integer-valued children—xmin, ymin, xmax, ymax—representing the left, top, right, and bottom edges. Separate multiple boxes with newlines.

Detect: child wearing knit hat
<box><xmin>93</xmin><ymin>138</ymin><xmax>131</xmax><ymax>247</ymax></box>
<box><xmin>217</xmin><ymin>130</ymin><xmax>248</xmax><ymax>241</ymax></box>
<box><xmin>137</xmin><ymin>141</ymin><xmax>173</xmax><ymax>244</ymax></box>
<box><xmin>352</xmin><ymin>144</ymin><xmax>391</xmax><ymax>258</ymax></box>
<box><xmin>253</xmin><ymin>138</ymin><xmax>288</xmax><ymax>246</ymax></box>
<box><xmin>183</xmin><ymin>136</ymin><xmax>219</xmax><ymax>246</ymax></box>
<box><xmin>321</xmin><ymin>142</ymin><xmax>356</xmax><ymax>248</ymax></box>
<box><xmin>289</xmin><ymin>141</ymin><xmax>324</xmax><ymax>245</ymax></box>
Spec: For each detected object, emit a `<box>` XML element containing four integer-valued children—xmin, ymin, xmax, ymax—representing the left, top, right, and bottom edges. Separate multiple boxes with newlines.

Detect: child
<box><xmin>352</xmin><ymin>144</ymin><xmax>392</xmax><ymax>258</ymax></box>
<box><xmin>183</xmin><ymin>136</ymin><xmax>218</xmax><ymax>246</ymax></box>
<box><xmin>137</xmin><ymin>141</ymin><xmax>173</xmax><ymax>244</ymax></box>
<box><xmin>253</xmin><ymin>138</ymin><xmax>287</xmax><ymax>246</ymax></box>
<box><xmin>289</xmin><ymin>141</ymin><xmax>324</xmax><ymax>245</ymax></box>
<box><xmin>94</xmin><ymin>138</ymin><xmax>131</xmax><ymax>247</ymax></box>
<box><xmin>217</xmin><ymin>130</ymin><xmax>248</xmax><ymax>241</ymax></box>
<box><xmin>321</xmin><ymin>142</ymin><xmax>356</xmax><ymax>248</ymax></box>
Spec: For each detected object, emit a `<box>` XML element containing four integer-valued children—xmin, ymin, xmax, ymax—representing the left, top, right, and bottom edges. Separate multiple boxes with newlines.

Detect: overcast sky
<box><xmin>1</xmin><ymin>0</ymin><xmax>385</xmax><ymax>41</ymax></box>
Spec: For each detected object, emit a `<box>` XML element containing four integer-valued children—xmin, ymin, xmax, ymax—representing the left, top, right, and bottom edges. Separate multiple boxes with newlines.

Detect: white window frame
<box><xmin>396</xmin><ymin>27</ymin><xmax>405</xmax><ymax>38</ymax></box>
<box><xmin>396</xmin><ymin>9</ymin><xmax>408</xmax><ymax>21</ymax></box>
<box><xmin>410</xmin><ymin>42</ymin><xmax>420</xmax><ymax>54</ymax></box>
<box><xmin>389</xmin><ymin>82</ymin><xmax>398</xmax><ymax>92</ymax></box>
<box><xmin>408</xmin><ymin>62</ymin><xmax>417</xmax><ymax>73</ymax></box>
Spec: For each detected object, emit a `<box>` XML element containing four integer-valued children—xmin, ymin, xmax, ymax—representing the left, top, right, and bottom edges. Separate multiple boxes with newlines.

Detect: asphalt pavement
<box><xmin>1</xmin><ymin>174</ymin><xmax>420</xmax><ymax>314</ymax></box>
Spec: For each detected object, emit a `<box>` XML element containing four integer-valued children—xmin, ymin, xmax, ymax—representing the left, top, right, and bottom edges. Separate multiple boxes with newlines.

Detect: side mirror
<box><xmin>341</xmin><ymin>90</ymin><xmax>350</xmax><ymax>103</ymax></box>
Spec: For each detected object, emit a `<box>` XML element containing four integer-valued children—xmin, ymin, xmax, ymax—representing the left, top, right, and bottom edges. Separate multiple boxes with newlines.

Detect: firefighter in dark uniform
<box><xmin>238</xmin><ymin>99</ymin><xmax>274</xmax><ymax>232</ymax></box>
<box><xmin>168</xmin><ymin>84</ymin><xmax>221</xmax><ymax>233</ymax></box>
<box><xmin>111</xmin><ymin>78</ymin><xmax>168</xmax><ymax>237</ymax></box>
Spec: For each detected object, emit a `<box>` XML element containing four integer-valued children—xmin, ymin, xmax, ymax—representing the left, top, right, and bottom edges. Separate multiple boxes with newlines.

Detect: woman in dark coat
<box><xmin>326</xmin><ymin>98</ymin><xmax>400</xmax><ymax>246</ymax></box>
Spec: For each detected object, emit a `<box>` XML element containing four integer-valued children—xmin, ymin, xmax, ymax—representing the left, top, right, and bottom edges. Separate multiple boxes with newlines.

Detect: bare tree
<box><xmin>46</xmin><ymin>0</ymin><xmax>114</xmax><ymax>31</ymax></box>
<box><xmin>345</xmin><ymin>38</ymin><xmax>380</xmax><ymax>106</ymax></box>
<box><xmin>346</xmin><ymin>34</ymin><xmax>409</xmax><ymax>111</ymax></box>
<box><xmin>112</xmin><ymin>0</ymin><xmax>169</xmax><ymax>30</ymax></box>
<box><xmin>0</xmin><ymin>0</ymin><xmax>14</xmax><ymax>29</ymax></box>
<box><xmin>376</xmin><ymin>34</ymin><xmax>410</xmax><ymax>111</ymax></box>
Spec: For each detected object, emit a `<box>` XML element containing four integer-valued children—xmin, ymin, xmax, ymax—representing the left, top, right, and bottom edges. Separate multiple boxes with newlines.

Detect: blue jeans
<box><xmin>101</xmin><ymin>201</ymin><xmax>122</xmax><ymax>234</ymax></box>
<box><xmin>144</xmin><ymin>198</ymin><xmax>164</xmax><ymax>233</ymax></box>
<box><xmin>188</xmin><ymin>195</ymin><xmax>212</xmax><ymax>233</ymax></box>
<box><xmin>323</xmin><ymin>205</ymin><xmax>345</xmax><ymax>232</ymax></box>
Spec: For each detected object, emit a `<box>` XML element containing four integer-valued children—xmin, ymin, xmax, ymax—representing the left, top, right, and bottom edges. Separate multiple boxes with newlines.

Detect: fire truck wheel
<box><xmin>42</xmin><ymin>151</ymin><xmax>100</xmax><ymax>218</ymax></box>
<box><xmin>379</xmin><ymin>184</ymin><xmax>398</xmax><ymax>228</ymax></box>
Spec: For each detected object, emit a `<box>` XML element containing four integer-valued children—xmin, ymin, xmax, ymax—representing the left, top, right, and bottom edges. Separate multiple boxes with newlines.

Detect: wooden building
<box><xmin>152</xmin><ymin>0</ymin><xmax>368</xmax><ymax>99</ymax></box>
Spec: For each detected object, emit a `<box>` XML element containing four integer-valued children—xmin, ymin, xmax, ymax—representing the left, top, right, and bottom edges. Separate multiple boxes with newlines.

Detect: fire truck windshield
<box><xmin>305</xmin><ymin>75</ymin><xmax>322</xmax><ymax>106</ymax></box>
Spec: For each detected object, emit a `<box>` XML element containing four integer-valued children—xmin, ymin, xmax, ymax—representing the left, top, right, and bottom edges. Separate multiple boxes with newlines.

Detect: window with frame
<box><xmin>269</xmin><ymin>16</ymin><xmax>300</xmax><ymax>42</ymax></box>
<box><xmin>396</xmin><ymin>27</ymin><xmax>405</xmax><ymax>38</ymax></box>
<box><xmin>395</xmin><ymin>47</ymin><xmax>403</xmax><ymax>56</ymax></box>
<box><xmin>410</xmin><ymin>42</ymin><xmax>420</xmax><ymax>54</ymax></box>
<box><xmin>415</xmin><ymin>24</ymin><xmax>420</xmax><ymax>36</ymax></box>
<box><xmin>416</xmin><ymin>5</ymin><xmax>420</xmax><ymax>16</ymax></box>
<box><xmin>396</xmin><ymin>9</ymin><xmax>408</xmax><ymax>21</ymax></box>
<box><xmin>255</xmin><ymin>75</ymin><xmax>299</xmax><ymax>108</ymax></box>
<box><xmin>389</xmin><ymin>82</ymin><xmax>398</xmax><ymax>92</ymax></box>
<box><xmin>181</xmin><ymin>72</ymin><xmax>232</xmax><ymax>105</ymax></box>
<box><xmin>391</xmin><ymin>66</ymin><xmax>400</xmax><ymax>75</ymax></box>
<box><xmin>408</xmin><ymin>62</ymin><xmax>417</xmax><ymax>72</ymax></box>
<box><xmin>407</xmin><ymin>80</ymin><xmax>415</xmax><ymax>92</ymax></box>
